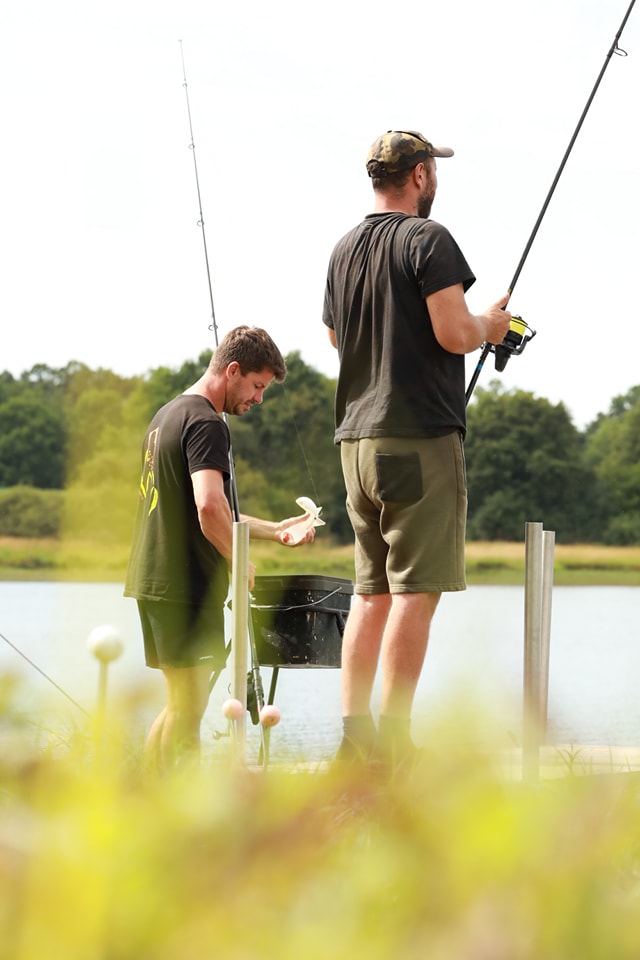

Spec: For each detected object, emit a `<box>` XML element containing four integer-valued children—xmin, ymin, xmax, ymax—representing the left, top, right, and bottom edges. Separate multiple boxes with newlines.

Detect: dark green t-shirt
<box><xmin>323</xmin><ymin>213</ymin><xmax>476</xmax><ymax>440</ymax></box>
<box><xmin>124</xmin><ymin>394</ymin><xmax>231</xmax><ymax>610</ymax></box>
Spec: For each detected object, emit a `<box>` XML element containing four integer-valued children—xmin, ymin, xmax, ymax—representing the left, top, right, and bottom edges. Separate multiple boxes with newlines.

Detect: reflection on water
<box><xmin>0</xmin><ymin>582</ymin><xmax>639</xmax><ymax>760</ymax></box>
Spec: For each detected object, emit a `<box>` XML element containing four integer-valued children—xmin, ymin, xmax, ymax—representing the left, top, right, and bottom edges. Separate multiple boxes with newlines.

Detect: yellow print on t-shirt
<box><xmin>139</xmin><ymin>427</ymin><xmax>159</xmax><ymax>516</ymax></box>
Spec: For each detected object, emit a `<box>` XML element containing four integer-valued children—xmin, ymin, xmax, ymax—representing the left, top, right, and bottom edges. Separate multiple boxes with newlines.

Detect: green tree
<box><xmin>0</xmin><ymin>486</ymin><xmax>63</xmax><ymax>537</ymax></box>
<box><xmin>465</xmin><ymin>382</ymin><xmax>599</xmax><ymax>542</ymax></box>
<box><xmin>0</xmin><ymin>394</ymin><xmax>66</xmax><ymax>488</ymax></box>
<box><xmin>584</xmin><ymin>385</ymin><xmax>640</xmax><ymax>544</ymax></box>
<box><xmin>139</xmin><ymin>353</ymin><xmax>211</xmax><ymax>421</ymax></box>
<box><xmin>231</xmin><ymin>352</ymin><xmax>350</xmax><ymax>541</ymax></box>
<box><xmin>63</xmin><ymin>372</ymin><xmax>150</xmax><ymax>544</ymax></box>
<box><xmin>0</xmin><ymin>370</ymin><xmax>19</xmax><ymax>405</ymax></box>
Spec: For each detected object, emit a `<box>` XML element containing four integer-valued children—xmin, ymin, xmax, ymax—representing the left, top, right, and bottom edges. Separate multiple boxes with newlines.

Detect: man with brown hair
<box><xmin>125</xmin><ymin>325</ymin><xmax>314</xmax><ymax>771</ymax></box>
<box><xmin>323</xmin><ymin>130</ymin><xmax>511</xmax><ymax>773</ymax></box>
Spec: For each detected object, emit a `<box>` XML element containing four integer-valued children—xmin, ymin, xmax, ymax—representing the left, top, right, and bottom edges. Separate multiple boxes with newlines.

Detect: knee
<box><xmin>167</xmin><ymin>693</ymin><xmax>209</xmax><ymax>728</ymax></box>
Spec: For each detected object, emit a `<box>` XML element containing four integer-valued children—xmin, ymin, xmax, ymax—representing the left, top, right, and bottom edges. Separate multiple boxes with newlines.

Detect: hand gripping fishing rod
<box><xmin>179</xmin><ymin>41</ymin><xmax>271</xmax><ymax>759</ymax></box>
<box><xmin>465</xmin><ymin>0</ymin><xmax>637</xmax><ymax>405</ymax></box>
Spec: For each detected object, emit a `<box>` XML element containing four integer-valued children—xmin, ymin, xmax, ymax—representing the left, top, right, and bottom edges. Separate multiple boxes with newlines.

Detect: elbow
<box><xmin>435</xmin><ymin>319</ymin><xmax>485</xmax><ymax>355</ymax></box>
<box><xmin>195</xmin><ymin>494</ymin><xmax>222</xmax><ymax>532</ymax></box>
<box><xmin>435</xmin><ymin>331</ymin><xmax>472</xmax><ymax>355</ymax></box>
<box><xmin>196</xmin><ymin>501</ymin><xmax>214</xmax><ymax>535</ymax></box>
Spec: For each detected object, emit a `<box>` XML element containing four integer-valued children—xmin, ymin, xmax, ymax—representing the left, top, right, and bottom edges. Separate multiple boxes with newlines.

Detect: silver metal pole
<box><xmin>539</xmin><ymin>529</ymin><xmax>556</xmax><ymax>740</ymax></box>
<box><xmin>231</xmin><ymin>521</ymin><xmax>250</xmax><ymax>758</ymax></box>
<box><xmin>523</xmin><ymin>521</ymin><xmax>543</xmax><ymax>781</ymax></box>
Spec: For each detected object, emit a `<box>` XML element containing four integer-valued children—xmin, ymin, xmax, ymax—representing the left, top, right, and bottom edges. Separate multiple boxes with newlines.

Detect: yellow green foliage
<box><xmin>1</xmin><ymin>701</ymin><xmax>640</xmax><ymax>959</ymax></box>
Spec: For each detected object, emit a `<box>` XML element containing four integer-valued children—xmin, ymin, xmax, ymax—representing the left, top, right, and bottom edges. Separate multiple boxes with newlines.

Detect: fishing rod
<box><xmin>465</xmin><ymin>0</ymin><xmax>637</xmax><ymax>405</ymax></box>
<box><xmin>179</xmin><ymin>40</ymin><xmax>218</xmax><ymax>346</ymax></box>
<box><xmin>179</xmin><ymin>41</ymin><xmax>271</xmax><ymax>757</ymax></box>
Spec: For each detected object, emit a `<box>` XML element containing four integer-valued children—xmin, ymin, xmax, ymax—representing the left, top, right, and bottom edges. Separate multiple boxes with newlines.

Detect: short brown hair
<box><xmin>210</xmin><ymin>326</ymin><xmax>286</xmax><ymax>382</ymax></box>
<box><xmin>370</xmin><ymin>167</ymin><xmax>414</xmax><ymax>192</ymax></box>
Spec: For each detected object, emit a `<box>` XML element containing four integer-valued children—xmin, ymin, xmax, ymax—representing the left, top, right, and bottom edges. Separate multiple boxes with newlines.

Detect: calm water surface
<box><xmin>1</xmin><ymin>582</ymin><xmax>638</xmax><ymax>762</ymax></box>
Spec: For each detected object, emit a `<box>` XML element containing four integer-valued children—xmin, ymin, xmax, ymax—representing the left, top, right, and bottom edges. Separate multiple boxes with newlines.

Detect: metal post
<box><xmin>231</xmin><ymin>521</ymin><xmax>250</xmax><ymax>760</ymax></box>
<box><xmin>540</xmin><ymin>530</ymin><xmax>555</xmax><ymax>739</ymax></box>
<box><xmin>523</xmin><ymin>522</ymin><xmax>543</xmax><ymax>781</ymax></box>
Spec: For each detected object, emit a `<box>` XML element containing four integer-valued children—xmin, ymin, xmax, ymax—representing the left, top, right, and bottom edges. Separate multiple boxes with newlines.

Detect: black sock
<box><xmin>338</xmin><ymin>714</ymin><xmax>377</xmax><ymax>756</ymax></box>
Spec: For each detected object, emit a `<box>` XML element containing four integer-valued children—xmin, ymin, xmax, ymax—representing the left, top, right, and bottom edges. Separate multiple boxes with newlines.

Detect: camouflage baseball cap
<box><xmin>366</xmin><ymin>130</ymin><xmax>454</xmax><ymax>178</ymax></box>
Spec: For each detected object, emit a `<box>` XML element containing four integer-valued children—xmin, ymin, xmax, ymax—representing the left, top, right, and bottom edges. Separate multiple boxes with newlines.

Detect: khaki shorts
<box><xmin>340</xmin><ymin>433</ymin><xmax>467</xmax><ymax>594</ymax></box>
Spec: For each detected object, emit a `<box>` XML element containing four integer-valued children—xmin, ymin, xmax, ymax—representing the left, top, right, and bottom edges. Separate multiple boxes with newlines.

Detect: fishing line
<box><xmin>278</xmin><ymin>385</ymin><xmax>324</xmax><ymax>508</ymax></box>
<box><xmin>0</xmin><ymin>629</ymin><xmax>91</xmax><ymax>718</ymax></box>
<box><xmin>465</xmin><ymin>0</ymin><xmax>637</xmax><ymax>402</ymax></box>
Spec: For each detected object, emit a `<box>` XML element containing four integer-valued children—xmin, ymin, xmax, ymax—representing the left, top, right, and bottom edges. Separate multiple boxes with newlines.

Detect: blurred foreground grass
<box><xmin>1</xmin><ymin>537</ymin><xmax>640</xmax><ymax>585</ymax></box>
<box><xmin>2</xmin><ymin>688</ymin><xmax>640</xmax><ymax>960</ymax></box>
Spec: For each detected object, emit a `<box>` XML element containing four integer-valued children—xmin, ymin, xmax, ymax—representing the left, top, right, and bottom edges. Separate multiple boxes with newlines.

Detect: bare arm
<box><xmin>191</xmin><ymin>468</ymin><xmax>235</xmax><ymax>563</ymax></box>
<box><xmin>191</xmin><ymin>470</ymin><xmax>314</xmax><ymax>553</ymax></box>
<box><xmin>427</xmin><ymin>285</ymin><xmax>512</xmax><ymax>354</ymax></box>
<box><xmin>327</xmin><ymin>327</ymin><xmax>337</xmax><ymax>349</ymax></box>
<box><xmin>239</xmin><ymin>512</ymin><xmax>315</xmax><ymax>545</ymax></box>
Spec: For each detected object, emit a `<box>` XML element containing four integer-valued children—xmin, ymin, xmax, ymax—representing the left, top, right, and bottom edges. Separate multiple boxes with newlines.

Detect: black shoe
<box><xmin>333</xmin><ymin>735</ymin><xmax>375</xmax><ymax>772</ymax></box>
<box><xmin>370</xmin><ymin>740</ymin><xmax>424</xmax><ymax>781</ymax></box>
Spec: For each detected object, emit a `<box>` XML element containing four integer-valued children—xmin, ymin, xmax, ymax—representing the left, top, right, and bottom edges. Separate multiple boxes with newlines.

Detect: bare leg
<box><xmin>143</xmin><ymin>707</ymin><xmax>167</xmax><ymax>774</ymax></box>
<box><xmin>341</xmin><ymin>593</ymin><xmax>392</xmax><ymax>716</ymax></box>
<box><xmin>379</xmin><ymin>591</ymin><xmax>441</xmax><ymax>718</ymax></box>
<box><xmin>334</xmin><ymin>593</ymin><xmax>390</xmax><ymax>762</ymax></box>
<box><xmin>146</xmin><ymin>665</ymin><xmax>212</xmax><ymax>773</ymax></box>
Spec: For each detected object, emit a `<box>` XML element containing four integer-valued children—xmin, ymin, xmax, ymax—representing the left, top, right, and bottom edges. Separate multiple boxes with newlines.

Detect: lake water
<box><xmin>0</xmin><ymin>582</ymin><xmax>638</xmax><ymax>763</ymax></box>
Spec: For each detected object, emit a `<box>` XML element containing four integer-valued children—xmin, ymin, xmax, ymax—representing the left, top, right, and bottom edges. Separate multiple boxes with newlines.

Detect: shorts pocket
<box><xmin>375</xmin><ymin>452</ymin><xmax>423</xmax><ymax>503</ymax></box>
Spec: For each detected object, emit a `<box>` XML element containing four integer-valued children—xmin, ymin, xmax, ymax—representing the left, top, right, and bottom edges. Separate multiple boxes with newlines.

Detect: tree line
<box><xmin>0</xmin><ymin>356</ymin><xmax>639</xmax><ymax>545</ymax></box>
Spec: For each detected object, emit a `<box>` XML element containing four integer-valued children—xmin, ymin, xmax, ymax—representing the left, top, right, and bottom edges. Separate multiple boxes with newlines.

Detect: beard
<box><xmin>232</xmin><ymin>399</ymin><xmax>254</xmax><ymax>416</ymax></box>
<box><xmin>417</xmin><ymin>185</ymin><xmax>435</xmax><ymax>219</ymax></box>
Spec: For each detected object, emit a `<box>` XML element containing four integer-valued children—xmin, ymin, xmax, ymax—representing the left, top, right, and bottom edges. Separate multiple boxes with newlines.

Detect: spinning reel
<box><xmin>465</xmin><ymin>315</ymin><xmax>537</xmax><ymax>404</ymax></box>
<box><xmin>493</xmin><ymin>315</ymin><xmax>536</xmax><ymax>372</ymax></box>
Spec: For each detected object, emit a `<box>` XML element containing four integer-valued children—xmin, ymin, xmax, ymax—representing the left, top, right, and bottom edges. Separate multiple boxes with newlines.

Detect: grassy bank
<box><xmin>466</xmin><ymin>541</ymin><xmax>640</xmax><ymax>586</ymax></box>
<box><xmin>0</xmin><ymin>536</ymin><xmax>639</xmax><ymax>585</ymax></box>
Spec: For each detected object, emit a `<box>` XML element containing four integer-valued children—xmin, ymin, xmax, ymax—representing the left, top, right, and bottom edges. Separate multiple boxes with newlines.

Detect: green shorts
<box><xmin>340</xmin><ymin>433</ymin><xmax>467</xmax><ymax>594</ymax></box>
<box><xmin>138</xmin><ymin>599</ymin><xmax>227</xmax><ymax>670</ymax></box>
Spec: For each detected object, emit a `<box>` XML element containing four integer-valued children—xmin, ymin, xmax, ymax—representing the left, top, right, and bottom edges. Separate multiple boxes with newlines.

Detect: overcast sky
<box><xmin>2</xmin><ymin>0</ymin><xmax>638</xmax><ymax>428</ymax></box>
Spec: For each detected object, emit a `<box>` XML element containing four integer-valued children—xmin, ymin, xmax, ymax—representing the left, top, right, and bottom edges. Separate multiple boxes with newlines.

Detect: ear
<box><xmin>226</xmin><ymin>361</ymin><xmax>241</xmax><ymax>379</ymax></box>
<box><xmin>412</xmin><ymin>162</ymin><xmax>426</xmax><ymax>186</ymax></box>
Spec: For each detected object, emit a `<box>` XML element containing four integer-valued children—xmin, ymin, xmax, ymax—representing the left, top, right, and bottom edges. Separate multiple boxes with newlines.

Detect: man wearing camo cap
<box><xmin>323</xmin><ymin>129</ymin><xmax>511</xmax><ymax>775</ymax></box>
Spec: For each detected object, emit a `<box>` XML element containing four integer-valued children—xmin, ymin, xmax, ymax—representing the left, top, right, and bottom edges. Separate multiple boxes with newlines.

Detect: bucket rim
<box><xmin>252</xmin><ymin>574</ymin><xmax>353</xmax><ymax>592</ymax></box>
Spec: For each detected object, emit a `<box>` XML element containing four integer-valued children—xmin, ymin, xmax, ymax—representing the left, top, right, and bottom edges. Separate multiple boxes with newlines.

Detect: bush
<box><xmin>0</xmin><ymin>486</ymin><xmax>63</xmax><ymax>537</ymax></box>
<box><xmin>604</xmin><ymin>512</ymin><xmax>640</xmax><ymax>546</ymax></box>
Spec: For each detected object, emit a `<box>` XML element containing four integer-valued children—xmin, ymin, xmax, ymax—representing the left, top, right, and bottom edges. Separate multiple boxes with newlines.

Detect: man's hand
<box><xmin>278</xmin><ymin>512</ymin><xmax>317</xmax><ymax>546</ymax></box>
<box><xmin>482</xmin><ymin>294</ymin><xmax>512</xmax><ymax>345</ymax></box>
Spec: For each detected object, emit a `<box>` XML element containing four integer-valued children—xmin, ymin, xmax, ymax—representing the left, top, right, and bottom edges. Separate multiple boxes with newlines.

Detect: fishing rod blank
<box><xmin>465</xmin><ymin>0</ymin><xmax>637</xmax><ymax>404</ymax></box>
<box><xmin>507</xmin><ymin>0</ymin><xmax>636</xmax><ymax>298</ymax></box>
<box><xmin>179</xmin><ymin>40</ymin><xmax>218</xmax><ymax>345</ymax></box>
<box><xmin>179</xmin><ymin>42</ymin><xmax>271</xmax><ymax>757</ymax></box>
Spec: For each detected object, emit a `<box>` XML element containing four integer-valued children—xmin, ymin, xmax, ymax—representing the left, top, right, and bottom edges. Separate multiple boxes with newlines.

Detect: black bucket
<box><xmin>250</xmin><ymin>574</ymin><xmax>353</xmax><ymax>668</ymax></box>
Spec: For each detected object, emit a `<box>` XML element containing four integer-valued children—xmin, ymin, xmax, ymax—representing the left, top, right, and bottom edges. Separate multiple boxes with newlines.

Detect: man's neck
<box><xmin>184</xmin><ymin>372</ymin><xmax>225</xmax><ymax>412</ymax></box>
<box><xmin>373</xmin><ymin>193</ymin><xmax>418</xmax><ymax>217</ymax></box>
